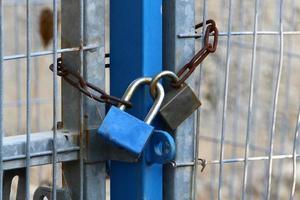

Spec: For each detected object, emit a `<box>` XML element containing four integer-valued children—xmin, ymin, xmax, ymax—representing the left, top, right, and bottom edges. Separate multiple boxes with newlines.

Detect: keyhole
<box><xmin>154</xmin><ymin>141</ymin><xmax>170</xmax><ymax>156</ymax></box>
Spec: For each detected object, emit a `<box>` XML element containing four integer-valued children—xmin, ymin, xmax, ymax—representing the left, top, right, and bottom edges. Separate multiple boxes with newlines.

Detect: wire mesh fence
<box><xmin>194</xmin><ymin>0</ymin><xmax>300</xmax><ymax>199</ymax></box>
<box><xmin>1</xmin><ymin>0</ymin><xmax>63</xmax><ymax>198</ymax></box>
<box><xmin>1</xmin><ymin>0</ymin><xmax>84</xmax><ymax>199</ymax></box>
<box><xmin>0</xmin><ymin>0</ymin><xmax>299</xmax><ymax>199</ymax></box>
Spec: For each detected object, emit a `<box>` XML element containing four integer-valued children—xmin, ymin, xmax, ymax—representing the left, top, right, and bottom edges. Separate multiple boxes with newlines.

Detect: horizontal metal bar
<box><xmin>199</xmin><ymin>135</ymin><xmax>276</xmax><ymax>154</ymax></box>
<box><xmin>3</xmin><ymin>45</ymin><xmax>98</xmax><ymax>61</ymax></box>
<box><xmin>3</xmin><ymin>130</ymin><xmax>79</xmax><ymax>170</ymax></box>
<box><xmin>4</xmin><ymin>147</ymin><xmax>79</xmax><ymax>161</ymax></box>
<box><xmin>172</xmin><ymin>154</ymin><xmax>300</xmax><ymax>167</ymax></box>
<box><xmin>3</xmin><ymin>97</ymin><xmax>60</xmax><ymax>108</ymax></box>
<box><xmin>178</xmin><ymin>31</ymin><xmax>300</xmax><ymax>38</ymax></box>
<box><xmin>207</xmin><ymin>154</ymin><xmax>298</xmax><ymax>165</ymax></box>
<box><xmin>222</xmin><ymin>40</ymin><xmax>300</xmax><ymax>59</ymax></box>
<box><xmin>3</xmin><ymin>0</ymin><xmax>52</xmax><ymax>6</ymax></box>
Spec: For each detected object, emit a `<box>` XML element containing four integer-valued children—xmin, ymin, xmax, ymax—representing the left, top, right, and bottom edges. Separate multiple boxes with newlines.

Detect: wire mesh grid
<box><xmin>0</xmin><ymin>0</ymin><xmax>76</xmax><ymax>199</ymax></box>
<box><xmin>193</xmin><ymin>0</ymin><xmax>300</xmax><ymax>199</ymax></box>
<box><xmin>0</xmin><ymin>0</ymin><xmax>299</xmax><ymax>199</ymax></box>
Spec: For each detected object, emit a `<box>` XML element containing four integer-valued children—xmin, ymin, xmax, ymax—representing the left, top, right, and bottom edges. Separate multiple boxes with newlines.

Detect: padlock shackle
<box><xmin>145</xmin><ymin>82</ymin><xmax>164</xmax><ymax>124</ymax></box>
<box><xmin>119</xmin><ymin>77</ymin><xmax>165</xmax><ymax>124</ymax></box>
<box><xmin>150</xmin><ymin>71</ymin><xmax>180</xmax><ymax>98</ymax></box>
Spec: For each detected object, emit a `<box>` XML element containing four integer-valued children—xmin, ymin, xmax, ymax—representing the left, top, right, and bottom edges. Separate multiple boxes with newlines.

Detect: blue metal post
<box><xmin>110</xmin><ymin>0</ymin><xmax>163</xmax><ymax>199</ymax></box>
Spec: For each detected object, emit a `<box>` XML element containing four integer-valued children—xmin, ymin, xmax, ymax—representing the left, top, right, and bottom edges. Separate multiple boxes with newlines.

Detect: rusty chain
<box><xmin>173</xmin><ymin>19</ymin><xmax>218</xmax><ymax>87</ymax></box>
<box><xmin>49</xmin><ymin>58</ymin><xmax>132</xmax><ymax>107</ymax></box>
<box><xmin>49</xmin><ymin>20</ymin><xmax>217</xmax><ymax>107</ymax></box>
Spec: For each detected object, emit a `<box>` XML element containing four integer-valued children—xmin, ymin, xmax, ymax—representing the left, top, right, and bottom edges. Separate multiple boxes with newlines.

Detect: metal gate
<box><xmin>1</xmin><ymin>0</ymin><xmax>106</xmax><ymax>199</ymax></box>
<box><xmin>0</xmin><ymin>0</ymin><xmax>299</xmax><ymax>199</ymax></box>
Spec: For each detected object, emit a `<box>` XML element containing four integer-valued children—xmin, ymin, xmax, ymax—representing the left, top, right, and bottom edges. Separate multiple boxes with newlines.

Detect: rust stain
<box><xmin>39</xmin><ymin>8</ymin><xmax>54</xmax><ymax>47</ymax></box>
<box><xmin>39</xmin><ymin>7</ymin><xmax>61</xmax><ymax>48</ymax></box>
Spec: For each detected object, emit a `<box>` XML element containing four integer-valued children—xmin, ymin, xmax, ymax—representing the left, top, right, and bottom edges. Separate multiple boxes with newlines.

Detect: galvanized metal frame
<box><xmin>52</xmin><ymin>0</ymin><xmax>59</xmax><ymax>198</ymax></box>
<box><xmin>61</xmin><ymin>0</ymin><xmax>106</xmax><ymax>199</ymax></box>
<box><xmin>25</xmin><ymin>0</ymin><xmax>32</xmax><ymax>198</ymax></box>
<box><xmin>2</xmin><ymin>131</ymin><xmax>79</xmax><ymax>170</ymax></box>
<box><xmin>163</xmin><ymin>1</ymin><xmax>197</xmax><ymax>199</ymax></box>
<box><xmin>0</xmin><ymin>0</ymin><xmax>3</xmax><ymax>198</ymax></box>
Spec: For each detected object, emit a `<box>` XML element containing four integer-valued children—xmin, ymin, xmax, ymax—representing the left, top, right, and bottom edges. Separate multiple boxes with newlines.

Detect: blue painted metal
<box><xmin>110</xmin><ymin>0</ymin><xmax>164</xmax><ymax>199</ymax></box>
<box><xmin>97</xmin><ymin>106</ymin><xmax>154</xmax><ymax>160</ymax></box>
<box><xmin>146</xmin><ymin>130</ymin><xmax>176</xmax><ymax>164</ymax></box>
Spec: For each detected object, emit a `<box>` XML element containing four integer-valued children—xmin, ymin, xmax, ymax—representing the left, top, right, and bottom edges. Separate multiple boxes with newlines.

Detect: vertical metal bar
<box><xmin>247</xmin><ymin>1</ymin><xmax>265</xmax><ymax>198</ymax></box>
<box><xmin>61</xmin><ymin>0</ymin><xmax>107</xmax><ymax>199</ymax></box>
<box><xmin>60</xmin><ymin>0</ymin><xmax>84</xmax><ymax>197</ymax></box>
<box><xmin>211</xmin><ymin>1</ymin><xmax>230</xmax><ymax>198</ymax></box>
<box><xmin>266</xmin><ymin>0</ymin><xmax>284</xmax><ymax>199</ymax></box>
<box><xmin>210</xmin><ymin>49</ymin><xmax>224</xmax><ymax>199</ymax></box>
<box><xmin>192</xmin><ymin>0</ymin><xmax>207</xmax><ymax>199</ymax></box>
<box><xmin>33</xmin><ymin>9</ymin><xmax>40</xmax><ymax>133</ymax></box>
<box><xmin>163</xmin><ymin>0</ymin><xmax>196</xmax><ymax>199</ymax></box>
<box><xmin>290</xmin><ymin>107</ymin><xmax>300</xmax><ymax>200</ymax></box>
<box><xmin>210</xmin><ymin>100</ymin><xmax>220</xmax><ymax>199</ymax></box>
<box><xmin>210</xmin><ymin>71</ymin><xmax>223</xmax><ymax>199</ymax></box>
<box><xmin>218</xmin><ymin>0</ymin><xmax>233</xmax><ymax>199</ymax></box>
<box><xmin>79</xmin><ymin>0</ymin><xmax>84</xmax><ymax>199</ymax></box>
<box><xmin>229</xmin><ymin>0</ymin><xmax>245</xmax><ymax>198</ymax></box>
<box><xmin>0</xmin><ymin>0</ymin><xmax>3</xmax><ymax>198</ymax></box>
<box><xmin>241</xmin><ymin>0</ymin><xmax>259</xmax><ymax>199</ymax></box>
<box><xmin>52</xmin><ymin>0</ymin><xmax>58</xmax><ymax>198</ymax></box>
<box><xmin>275</xmin><ymin>0</ymin><xmax>296</xmax><ymax>198</ymax></box>
<box><xmin>25</xmin><ymin>0</ymin><xmax>32</xmax><ymax>198</ymax></box>
<box><xmin>259</xmin><ymin>0</ymin><xmax>280</xmax><ymax>197</ymax></box>
<box><xmin>13</xmin><ymin>3</ymin><xmax>22</xmax><ymax>134</ymax></box>
<box><xmin>110</xmin><ymin>0</ymin><xmax>163</xmax><ymax>199</ymax></box>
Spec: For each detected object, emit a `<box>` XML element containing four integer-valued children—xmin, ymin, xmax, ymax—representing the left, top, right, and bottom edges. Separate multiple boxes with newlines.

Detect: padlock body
<box><xmin>97</xmin><ymin>106</ymin><xmax>154</xmax><ymax>159</ymax></box>
<box><xmin>160</xmin><ymin>83</ymin><xmax>201</xmax><ymax>130</ymax></box>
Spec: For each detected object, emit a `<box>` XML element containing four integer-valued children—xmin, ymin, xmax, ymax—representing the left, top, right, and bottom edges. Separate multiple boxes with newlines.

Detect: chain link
<box><xmin>50</xmin><ymin>20</ymin><xmax>217</xmax><ymax>107</ymax></box>
<box><xmin>49</xmin><ymin>58</ymin><xmax>132</xmax><ymax>107</ymax></box>
<box><xmin>173</xmin><ymin>19</ymin><xmax>219</xmax><ymax>87</ymax></box>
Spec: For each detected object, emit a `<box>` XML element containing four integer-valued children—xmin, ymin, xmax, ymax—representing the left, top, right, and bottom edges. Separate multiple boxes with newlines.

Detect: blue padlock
<box><xmin>97</xmin><ymin>77</ymin><xmax>165</xmax><ymax>161</ymax></box>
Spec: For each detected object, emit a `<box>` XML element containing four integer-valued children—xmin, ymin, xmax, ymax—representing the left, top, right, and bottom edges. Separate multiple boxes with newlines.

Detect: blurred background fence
<box><xmin>194</xmin><ymin>0</ymin><xmax>300</xmax><ymax>199</ymax></box>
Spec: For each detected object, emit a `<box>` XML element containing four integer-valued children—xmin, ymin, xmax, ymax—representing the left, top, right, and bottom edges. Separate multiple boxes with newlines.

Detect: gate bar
<box><xmin>241</xmin><ymin>0</ymin><xmax>259</xmax><ymax>199</ymax></box>
<box><xmin>0</xmin><ymin>0</ymin><xmax>3</xmax><ymax>198</ymax></box>
<box><xmin>110</xmin><ymin>0</ymin><xmax>163</xmax><ymax>199</ymax></box>
<box><xmin>61</xmin><ymin>0</ymin><xmax>107</xmax><ymax>199</ymax></box>
<box><xmin>266</xmin><ymin>0</ymin><xmax>284</xmax><ymax>199</ymax></box>
<box><xmin>218</xmin><ymin>0</ymin><xmax>233</xmax><ymax>198</ymax></box>
<box><xmin>25</xmin><ymin>0</ymin><xmax>32</xmax><ymax>198</ymax></box>
<box><xmin>163</xmin><ymin>1</ymin><xmax>196</xmax><ymax>199</ymax></box>
<box><xmin>2</xmin><ymin>131</ymin><xmax>79</xmax><ymax>170</ymax></box>
<box><xmin>52</xmin><ymin>0</ymin><xmax>59</xmax><ymax>198</ymax></box>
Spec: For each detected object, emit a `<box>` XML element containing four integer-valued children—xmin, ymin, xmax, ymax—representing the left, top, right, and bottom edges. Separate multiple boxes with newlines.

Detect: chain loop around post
<box><xmin>49</xmin><ymin>58</ymin><xmax>132</xmax><ymax>107</ymax></box>
<box><xmin>173</xmin><ymin>19</ymin><xmax>219</xmax><ymax>87</ymax></box>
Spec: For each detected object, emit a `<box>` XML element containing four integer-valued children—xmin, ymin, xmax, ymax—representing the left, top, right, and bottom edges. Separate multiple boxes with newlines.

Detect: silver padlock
<box><xmin>150</xmin><ymin>71</ymin><xmax>201</xmax><ymax>130</ymax></box>
<box><xmin>119</xmin><ymin>77</ymin><xmax>165</xmax><ymax>124</ymax></box>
